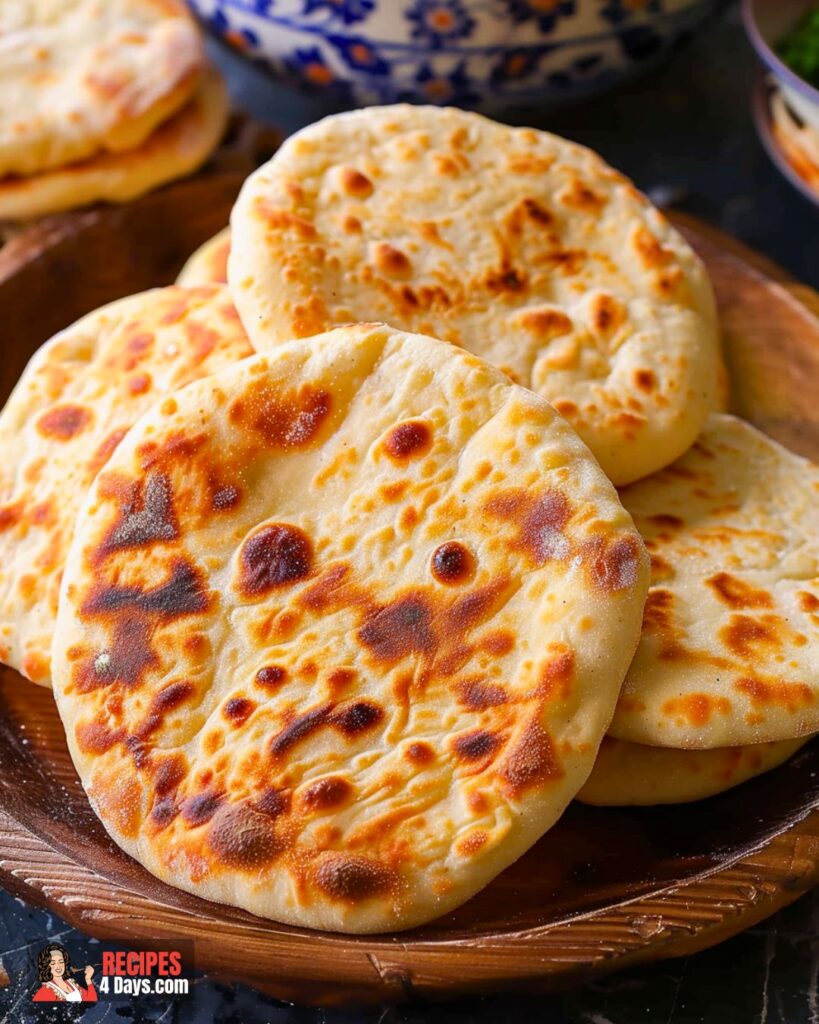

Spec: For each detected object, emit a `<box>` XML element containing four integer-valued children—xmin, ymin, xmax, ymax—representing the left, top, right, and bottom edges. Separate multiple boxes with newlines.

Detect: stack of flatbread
<box><xmin>1</xmin><ymin>104</ymin><xmax>816</xmax><ymax>934</ymax></box>
<box><xmin>0</xmin><ymin>0</ymin><xmax>228</xmax><ymax>222</ymax></box>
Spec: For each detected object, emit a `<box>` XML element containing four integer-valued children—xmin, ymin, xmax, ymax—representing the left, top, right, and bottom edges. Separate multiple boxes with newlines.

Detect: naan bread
<box><xmin>176</xmin><ymin>226</ymin><xmax>230</xmax><ymax>286</ymax></box>
<box><xmin>578</xmin><ymin>734</ymin><xmax>810</xmax><ymax>806</ymax></box>
<box><xmin>0</xmin><ymin>284</ymin><xmax>251</xmax><ymax>685</ymax></box>
<box><xmin>0</xmin><ymin>69</ymin><xmax>227</xmax><ymax>221</ymax></box>
<box><xmin>0</xmin><ymin>0</ymin><xmax>202</xmax><ymax>178</ymax></box>
<box><xmin>229</xmin><ymin>105</ymin><xmax>722</xmax><ymax>485</ymax></box>
<box><xmin>610</xmin><ymin>414</ymin><xmax>819</xmax><ymax>748</ymax></box>
<box><xmin>53</xmin><ymin>322</ymin><xmax>649</xmax><ymax>933</ymax></box>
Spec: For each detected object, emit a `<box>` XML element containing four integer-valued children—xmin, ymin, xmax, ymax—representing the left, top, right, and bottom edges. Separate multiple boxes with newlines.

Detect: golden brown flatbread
<box><xmin>0</xmin><ymin>284</ymin><xmax>251</xmax><ymax>684</ymax></box>
<box><xmin>0</xmin><ymin>69</ymin><xmax>227</xmax><ymax>221</ymax></box>
<box><xmin>610</xmin><ymin>414</ymin><xmax>819</xmax><ymax>748</ymax></box>
<box><xmin>53</xmin><ymin>322</ymin><xmax>649</xmax><ymax>931</ymax></box>
<box><xmin>229</xmin><ymin>105</ymin><xmax>722</xmax><ymax>485</ymax></box>
<box><xmin>578</xmin><ymin>734</ymin><xmax>810</xmax><ymax>805</ymax></box>
<box><xmin>176</xmin><ymin>226</ymin><xmax>230</xmax><ymax>286</ymax></box>
<box><xmin>0</xmin><ymin>0</ymin><xmax>203</xmax><ymax>177</ymax></box>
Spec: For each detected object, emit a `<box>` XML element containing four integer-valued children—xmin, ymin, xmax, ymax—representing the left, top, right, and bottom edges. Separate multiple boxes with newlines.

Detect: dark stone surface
<box><xmin>2</xmin><ymin>5</ymin><xmax>818</xmax><ymax>1021</ymax></box>
<box><xmin>1</xmin><ymin>889</ymin><xmax>818</xmax><ymax>1021</ymax></box>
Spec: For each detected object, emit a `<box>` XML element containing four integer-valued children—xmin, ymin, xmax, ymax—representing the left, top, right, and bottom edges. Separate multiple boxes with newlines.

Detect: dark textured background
<box><xmin>2</xmin><ymin>5</ymin><xmax>818</xmax><ymax>1021</ymax></box>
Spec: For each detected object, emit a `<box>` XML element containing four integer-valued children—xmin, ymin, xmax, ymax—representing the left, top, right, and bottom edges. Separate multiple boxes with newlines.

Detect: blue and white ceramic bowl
<box><xmin>188</xmin><ymin>0</ymin><xmax>720</xmax><ymax>108</ymax></box>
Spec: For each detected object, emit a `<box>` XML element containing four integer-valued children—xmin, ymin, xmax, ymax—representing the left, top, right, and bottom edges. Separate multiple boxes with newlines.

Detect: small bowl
<box><xmin>751</xmin><ymin>73</ymin><xmax>819</xmax><ymax>206</ymax></box>
<box><xmin>743</xmin><ymin>0</ymin><xmax>819</xmax><ymax>134</ymax></box>
<box><xmin>188</xmin><ymin>0</ymin><xmax>721</xmax><ymax>109</ymax></box>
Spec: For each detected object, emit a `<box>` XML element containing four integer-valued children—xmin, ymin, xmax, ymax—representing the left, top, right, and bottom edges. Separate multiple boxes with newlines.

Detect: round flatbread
<box><xmin>609</xmin><ymin>414</ymin><xmax>819</xmax><ymax>749</ymax></box>
<box><xmin>176</xmin><ymin>226</ymin><xmax>230</xmax><ymax>286</ymax></box>
<box><xmin>0</xmin><ymin>69</ymin><xmax>227</xmax><ymax>221</ymax></box>
<box><xmin>53</xmin><ymin>322</ymin><xmax>649</xmax><ymax>933</ymax></box>
<box><xmin>229</xmin><ymin>105</ymin><xmax>722</xmax><ymax>486</ymax></box>
<box><xmin>577</xmin><ymin>734</ymin><xmax>810</xmax><ymax>806</ymax></box>
<box><xmin>0</xmin><ymin>0</ymin><xmax>203</xmax><ymax>178</ymax></box>
<box><xmin>0</xmin><ymin>284</ymin><xmax>251</xmax><ymax>685</ymax></box>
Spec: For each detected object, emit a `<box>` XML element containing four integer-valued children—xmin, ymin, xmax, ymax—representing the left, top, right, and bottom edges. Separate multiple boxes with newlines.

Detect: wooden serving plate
<box><xmin>1</xmin><ymin>177</ymin><xmax>818</xmax><ymax>1007</ymax></box>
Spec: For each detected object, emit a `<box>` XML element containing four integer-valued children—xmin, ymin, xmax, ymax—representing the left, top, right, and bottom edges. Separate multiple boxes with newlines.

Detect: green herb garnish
<box><xmin>776</xmin><ymin>7</ymin><xmax>819</xmax><ymax>89</ymax></box>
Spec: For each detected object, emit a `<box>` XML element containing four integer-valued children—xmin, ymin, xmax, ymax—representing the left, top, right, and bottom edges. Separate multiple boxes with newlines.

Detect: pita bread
<box><xmin>578</xmin><ymin>734</ymin><xmax>810</xmax><ymax>806</ymax></box>
<box><xmin>229</xmin><ymin>105</ymin><xmax>722</xmax><ymax>486</ymax></box>
<box><xmin>0</xmin><ymin>0</ymin><xmax>202</xmax><ymax>178</ymax></box>
<box><xmin>53</xmin><ymin>322</ymin><xmax>648</xmax><ymax>933</ymax></box>
<box><xmin>0</xmin><ymin>284</ymin><xmax>251</xmax><ymax>685</ymax></box>
<box><xmin>610</xmin><ymin>414</ymin><xmax>819</xmax><ymax>749</ymax></box>
<box><xmin>0</xmin><ymin>68</ymin><xmax>227</xmax><ymax>221</ymax></box>
<box><xmin>176</xmin><ymin>226</ymin><xmax>230</xmax><ymax>286</ymax></box>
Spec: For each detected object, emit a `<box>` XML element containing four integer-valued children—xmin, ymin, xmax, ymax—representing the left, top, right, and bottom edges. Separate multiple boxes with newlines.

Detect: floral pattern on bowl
<box><xmin>188</xmin><ymin>0</ymin><xmax>718</xmax><ymax>107</ymax></box>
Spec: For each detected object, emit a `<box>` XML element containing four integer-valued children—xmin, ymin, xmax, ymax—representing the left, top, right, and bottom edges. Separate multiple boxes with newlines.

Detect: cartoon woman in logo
<box><xmin>32</xmin><ymin>943</ymin><xmax>97</xmax><ymax>1003</ymax></box>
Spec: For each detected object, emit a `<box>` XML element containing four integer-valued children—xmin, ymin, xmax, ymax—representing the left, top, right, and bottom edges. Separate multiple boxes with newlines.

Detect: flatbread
<box><xmin>577</xmin><ymin>734</ymin><xmax>810</xmax><ymax>806</ymax></box>
<box><xmin>229</xmin><ymin>105</ymin><xmax>722</xmax><ymax>485</ymax></box>
<box><xmin>176</xmin><ymin>226</ymin><xmax>230</xmax><ymax>286</ymax></box>
<box><xmin>0</xmin><ymin>284</ymin><xmax>251</xmax><ymax>685</ymax></box>
<box><xmin>0</xmin><ymin>68</ymin><xmax>227</xmax><ymax>221</ymax></box>
<box><xmin>0</xmin><ymin>0</ymin><xmax>203</xmax><ymax>178</ymax></box>
<box><xmin>52</xmin><ymin>322</ymin><xmax>649</xmax><ymax>933</ymax></box>
<box><xmin>609</xmin><ymin>414</ymin><xmax>819</xmax><ymax>748</ymax></box>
